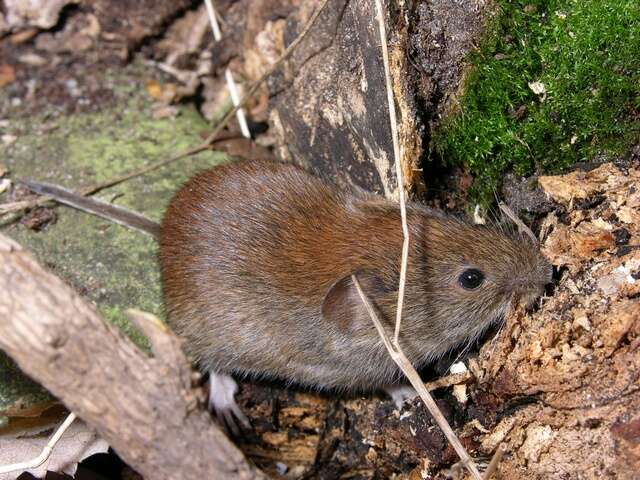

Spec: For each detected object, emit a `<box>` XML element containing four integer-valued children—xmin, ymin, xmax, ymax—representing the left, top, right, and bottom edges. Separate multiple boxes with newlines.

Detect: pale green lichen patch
<box><xmin>0</xmin><ymin>62</ymin><xmax>227</xmax><ymax>415</ymax></box>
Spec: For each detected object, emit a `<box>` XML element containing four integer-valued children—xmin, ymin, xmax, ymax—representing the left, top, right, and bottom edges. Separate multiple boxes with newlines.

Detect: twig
<box><xmin>373</xmin><ymin>0</ymin><xmax>409</xmax><ymax>346</ymax></box>
<box><xmin>482</xmin><ymin>443</ymin><xmax>506</xmax><ymax>480</ymax></box>
<box><xmin>352</xmin><ymin>274</ymin><xmax>483</xmax><ymax>480</ymax></box>
<box><xmin>498</xmin><ymin>201</ymin><xmax>537</xmax><ymax>244</ymax></box>
<box><xmin>423</xmin><ymin>371</ymin><xmax>472</xmax><ymax>391</ymax></box>
<box><xmin>0</xmin><ymin>413</ymin><xmax>77</xmax><ymax>474</ymax></box>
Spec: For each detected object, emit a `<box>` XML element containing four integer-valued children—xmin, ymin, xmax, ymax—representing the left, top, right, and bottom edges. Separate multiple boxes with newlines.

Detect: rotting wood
<box><xmin>0</xmin><ymin>234</ymin><xmax>268</xmax><ymax>480</ymax></box>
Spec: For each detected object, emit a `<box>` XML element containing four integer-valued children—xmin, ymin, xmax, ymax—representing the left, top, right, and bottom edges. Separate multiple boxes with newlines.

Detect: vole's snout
<box><xmin>516</xmin><ymin>260</ymin><xmax>554</xmax><ymax>307</ymax></box>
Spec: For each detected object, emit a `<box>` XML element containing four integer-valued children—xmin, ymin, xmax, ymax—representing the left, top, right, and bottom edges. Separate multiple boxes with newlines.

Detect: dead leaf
<box><xmin>610</xmin><ymin>416</ymin><xmax>640</xmax><ymax>473</ymax></box>
<box><xmin>0</xmin><ymin>179</ymin><xmax>11</xmax><ymax>195</ymax></box>
<box><xmin>0</xmin><ymin>65</ymin><xmax>16</xmax><ymax>88</ymax></box>
<box><xmin>571</xmin><ymin>225</ymin><xmax>615</xmax><ymax>258</ymax></box>
<box><xmin>0</xmin><ymin>414</ymin><xmax>108</xmax><ymax>479</ymax></box>
<box><xmin>78</xmin><ymin>13</ymin><xmax>100</xmax><ymax>38</ymax></box>
<box><xmin>145</xmin><ymin>80</ymin><xmax>162</xmax><ymax>99</ymax></box>
<box><xmin>17</xmin><ymin>53</ymin><xmax>47</xmax><ymax>67</ymax></box>
<box><xmin>156</xmin><ymin>4</ymin><xmax>210</xmax><ymax>65</ymax></box>
<box><xmin>145</xmin><ymin>80</ymin><xmax>178</xmax><ymax>104</ymax></box>
<box><xmin>151</xmin><ymin>104</ymin><xmax>179</xmax><ymax>119</ymax></box>
<box><xmin>617</xmin><ymin>205</ymin><xmax>640</xmax><ymax>225</ymax></box>
<box><xmin>1</xmin><ymin>135</ymin><xmax>17</xmax><ymax>146</ymax></box>
<box><xmin>8</xmin><ymin>28</ymin><xmax>39</xmax><ymax>44</ymax></box>
<box><xmin>0</xmin><ymin>401</ymin><xmax>59</xmax><ymax>420</ymax></box>
<box><xmin>19</xmin><ymin>207</ymin><xmax>57</xmax><ymax>231</ymax></box>
<box><xmin>599</xmin><ymin>300</ymin><xmax>640</xmax><ymax>353</ymax></box>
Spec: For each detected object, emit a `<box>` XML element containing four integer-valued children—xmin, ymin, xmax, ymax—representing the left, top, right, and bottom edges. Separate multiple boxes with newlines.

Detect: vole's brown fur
<box><xmin>159</xmin><ymin>160</ymin><xmax>551</xmax><ymax>392</ymax></box>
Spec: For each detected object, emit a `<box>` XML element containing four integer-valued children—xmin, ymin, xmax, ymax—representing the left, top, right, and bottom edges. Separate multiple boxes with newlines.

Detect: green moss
<box><xmin>432</xmin><ymin>0</ymin><xmax>640</xmax><ymax>203</ymax></box>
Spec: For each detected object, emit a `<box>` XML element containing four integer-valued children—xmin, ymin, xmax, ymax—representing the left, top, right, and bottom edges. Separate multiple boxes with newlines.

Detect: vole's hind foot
<box><xmin>208</xmin><ymin>371</ymin><xmax>251</xmax><ymax>435</ymax></box>
<box><xmin>385</xmin><ymin>385</ymin><xmax>418</xmax><ymax>409</ymax></box>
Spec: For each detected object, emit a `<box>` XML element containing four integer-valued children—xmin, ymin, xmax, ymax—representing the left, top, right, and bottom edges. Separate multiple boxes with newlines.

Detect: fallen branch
<box><xmin>0</xmin><ymin>234</ymin><xmax>267</xmax><ymax>480</ymax></box>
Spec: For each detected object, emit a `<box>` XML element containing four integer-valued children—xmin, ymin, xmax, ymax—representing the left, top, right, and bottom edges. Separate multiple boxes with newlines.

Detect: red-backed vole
<box><xmin>158</xmin><ymin>160</ymin><xmax>552</xmax><ymax>426</ymax></box>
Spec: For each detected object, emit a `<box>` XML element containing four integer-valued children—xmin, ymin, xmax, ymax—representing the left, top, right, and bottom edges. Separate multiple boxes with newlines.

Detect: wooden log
<box><xmin>0</xmin><ymin>234</ymin><xmax>267</xmax><ymax>480</ymax></box>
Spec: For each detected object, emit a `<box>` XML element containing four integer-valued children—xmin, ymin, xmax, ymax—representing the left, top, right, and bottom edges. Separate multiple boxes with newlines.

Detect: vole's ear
<box><xmin>321</xmin><ymin>270</ymin><xmax>388</xmax><ymax>331</ymax></box>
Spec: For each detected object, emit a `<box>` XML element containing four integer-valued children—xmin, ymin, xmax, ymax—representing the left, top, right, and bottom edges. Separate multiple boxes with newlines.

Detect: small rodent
<box><xmin>159</xmin><ymin>160</ymin><xmax>552</xmax><ymax>423</ymax></box>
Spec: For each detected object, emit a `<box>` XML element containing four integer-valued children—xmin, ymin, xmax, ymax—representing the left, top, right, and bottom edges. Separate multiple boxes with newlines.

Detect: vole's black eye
<box><xmin>458</xmin><ymin>268</ymin><xmax>485</xmax><ymax>290</ymax></box>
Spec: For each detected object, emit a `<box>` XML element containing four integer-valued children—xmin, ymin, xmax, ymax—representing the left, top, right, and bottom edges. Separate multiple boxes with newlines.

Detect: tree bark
<box><xmin>268</xmin><ymin>0</ymin><xmax>423</xmax><ymax>199</ymax></box>
<box><xmin>0</xmin><ymin>234</ymin><xmax>268</xmax><ymax>480</ymax></box>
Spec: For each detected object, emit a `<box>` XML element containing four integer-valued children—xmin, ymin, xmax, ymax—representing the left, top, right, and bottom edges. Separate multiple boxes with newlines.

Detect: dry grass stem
<box><xmin>199</xmin><ymin>0</ymin><xmax>330</xmax><ymax>147</ymax></box>
<box><xmin>203</xmin><ymin>0</ymin><xmax>222</xmax><ymax>41</ymax></box>
<box><xmin>0</xmin><ymin>199</ymin><xmax>42</xmax><ymax>215</ymax></box>
<box><xmin>369</xmin><ymin>3</ymin><xmax>479</xmax><ymax>478</ymax></box>
<box><xmin>351</xmin><ymin>274</ymin><xmax>483</xmax><ymax>480</ymax></box>
<box><xmin>0</xmin><ymin>413</ymin><xmax>77</xmax><ymax>474</ymax></box>
<box><xmin>482</xmin><ymin>443</ymin><xmax>506</xmax><ymax>480</ymax></box>
<box><xmin>203</xmin><ymin>0</ymin><xmax>251</xmax><ymax>138</ymax></box>
<box><xmin>373</xmin><ymin>0</ymin><xmax>409</xmax><ymax>347</ymax></box>
<box><xmin>498</xmin><ymin>201</ymin><xmax>537</xmax><ymax>243</ymax></box>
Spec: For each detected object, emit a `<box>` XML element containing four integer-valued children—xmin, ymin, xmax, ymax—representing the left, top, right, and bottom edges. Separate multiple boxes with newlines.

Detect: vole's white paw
<box><xmin>208</xmin><ymin>372</ymin><xmax>251</xmax><ymax>435</ymax></box>
<box><xmin>385</xmin><ymin>385</ymin><xmax>418</xmax><ymax>409</ymax></box>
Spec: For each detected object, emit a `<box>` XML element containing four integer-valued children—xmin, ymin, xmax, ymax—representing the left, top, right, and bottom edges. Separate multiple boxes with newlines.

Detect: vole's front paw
<box><xmin>385</xmin><ymin>385</ymin><xmax>418</xmax><ymax>409</ymax></box>
<box><xmin>208</xmin><ymin>371</ymin><xmax>251</xmax><ymax>435</ymax></box>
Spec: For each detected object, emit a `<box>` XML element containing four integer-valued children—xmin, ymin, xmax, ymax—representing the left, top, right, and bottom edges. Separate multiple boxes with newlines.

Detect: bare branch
<box><xmin>0</xmin><ymin>234</ymin><xmax>267</xmax><ymax>480</ymax></box>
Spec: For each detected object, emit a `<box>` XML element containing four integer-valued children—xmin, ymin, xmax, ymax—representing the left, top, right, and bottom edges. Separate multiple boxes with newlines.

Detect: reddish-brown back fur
<box><xmin>159</xmin><ymin>160</ymin><xmax>551</xmax><ymax>391</ymax></box>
